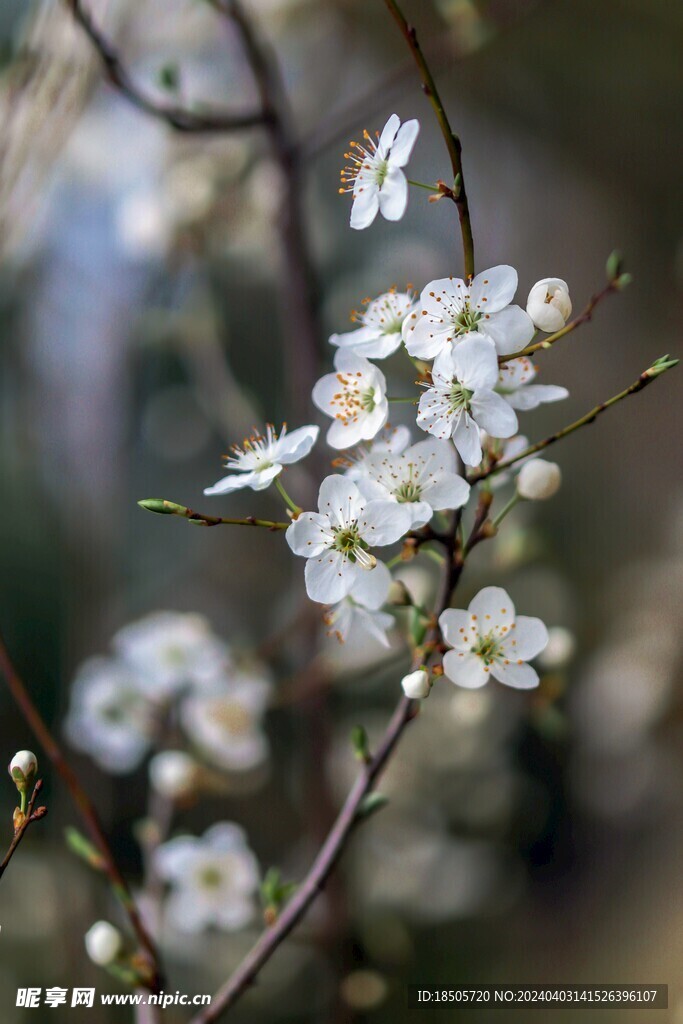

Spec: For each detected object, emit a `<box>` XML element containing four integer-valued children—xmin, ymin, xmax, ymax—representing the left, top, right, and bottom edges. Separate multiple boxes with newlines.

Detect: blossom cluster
<box><xmin>64</xmin><ymin>611</ymin><xmax>271</xmax><ymax>779</ymax></box>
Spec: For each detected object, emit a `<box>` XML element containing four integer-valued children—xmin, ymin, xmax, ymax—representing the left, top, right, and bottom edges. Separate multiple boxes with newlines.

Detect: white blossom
<box><xmin>64</xmin><ymin>658</ymin><xmax>156</xmax><ymax>773</ymax></box>
<box><xmin>526</xmin><ymin>277</ymin><xmax>572</xmax><ymax>333</ymax></box>
<box><xmin>342</xmin><ymin>425</ymin><xmax>412</xmax><ymax>480</ymax></box>
<box><xmin>112</xmin><ymin>612</ymin><xmax>232</xmax><ymax>699</ymax></box>
<box><xmin>204</xmin><ymin>423</ymin><xmax>319</xmax><ymax>496</ymax></box>
<box><xmin>340</xmin><ymin>114</ymin><xmax>420</xmax><ymax>230</ymax></box>
<box><xmin>181</xmin><ymin>672</ymin><xmax>271</xmax><ymax>773</ymax></box>
<box><xmin>286</xmin><ymin>475</ymin><xmax>412</xmax><ymax>604</ymax></box>
<box><xmin>401</xmin><ymin>669</ymin><xmax>430</xmax><ymax>699</ymax></box>
<box><xmin>312</xmin><ymin>351</ymin><xmax>389</xmax><ymax>450</ymax></box>
<box><xmin>85</xmin><ymin>921</ymin><xmax>123</xmax><ymax>966</ymax></box>
<box><xmin>416</xmin><ymin>338</ymin><xmax>518</xmax><ymax>466</ymax></box>
<box><xmin>330</xmin><ymin>289</ymin><xmax>417</xmax><ymax>359</ymax></box>
<box><xmin>149</xmin><ymin>751</ymin><xmax>198</xmax><ymax>800</ymax></box>
<box><xmin>403</xmin><ymin>265</ymin><xmax>534</xmax><ymax>359</ymax></box>
<box><xmin>497</xmin><ymin>356</ymin><xmax>568</xmax><ymax>410</ymax></box>
<box><xmin>154</xmin><ymin>823</ymin><xmax>260</xmax><ymax>933</ymax></box>
<box><xmin>324</xmin><ymin>559</ymin><xmax>394</xmax><ymax>647</ymax></box>
<box><xmin>440</xmin><ymin>586</ymin><xmax>548</xmax><ymax>690</ymax></box>
<box><xmin>356</xmin><ymin>437</ymin><xmax>471</xmax><ymax>528</ymax></box>
<box><xmin>517</xmin><ymin>459</ymin><xmax>562</xmax><ymax>500</ymax></box>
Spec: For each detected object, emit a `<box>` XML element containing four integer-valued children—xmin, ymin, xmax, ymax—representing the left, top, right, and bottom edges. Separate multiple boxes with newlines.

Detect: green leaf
<box><xmin>351</xmin><ymin>725</ymin><xmax>370</xmax><ymax>762</ymax></box>
<box><xmin>64</xmin><ymin>827</ymin><xmax>106</xmax><ymax>871</ymax></box>
<box><xmin>356</xmin><ymin>792</ymin><xmax>389</xmax><ymax>821</ymax></box>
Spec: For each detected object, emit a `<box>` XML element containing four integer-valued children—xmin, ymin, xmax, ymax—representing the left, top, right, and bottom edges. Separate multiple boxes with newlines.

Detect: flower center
<box><xmin>198</xmin><ymin>866</ymin><xmax>223</xmax><ymax>890</ymax></box>
<box><xmin>374</xmin><ymin>157</ymin><xmax>389</xmax><ymax>187</ymax></box>
<box><xmin>329</xmin><ymin>373</ymin><xmax>377</xmax><ymax>427</ymax></box>
<box><xmin>472</xmin><ymin>631</ymin><xmax>503</xmax><ymax>666</ymax></box>
<box><xmin>448</xmin><ymin>381</ymin><xmax>473</xmax><ymax>414</ymax></box>
<box><xmin>453</xmin><ymin>303</ymin><xmax>482</xmax><ymax>336</ymax></box>
<box><xmin>331</xmin><ymin>525</ymin><xmax>376</xmax><ymax>570</ymax></box>
<box><xmin>395</xmin><ymin>480</ymin><xmax>422</xmax><ymax>503</ymax></box>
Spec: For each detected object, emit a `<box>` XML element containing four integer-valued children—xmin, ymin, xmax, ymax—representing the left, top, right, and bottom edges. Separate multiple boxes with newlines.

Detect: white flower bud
<box><xmin>401</xmin><ymin>669</ymin><xmax>430</xmax><ymax>700</ymax></box>
<box><xmin>537</xmin><ymin>627</ymin><xmax>576</xmax><ymax>671</ymax></box>
<box><xmin>9</xmin><ymin>750</ymin><xmax>37</xmax><ymax>789</ymax></box>
<box><xmin>526</xmin><ymin>278</ymin><xmax>572</xmax><ymax>333</ymax></box>
<box><xmin>517</xmin><ymin>459</ymin><xmax>562</xmax><ymax>501</ymax></box>
<box><xmin>148</xmin><ymin>751</ymin><xmax>197</xmax><ymax>800</ymax></box>
<box><xmin>85</xmin><ymin>921</ymin><xmax>123</xmax><ymax>966</ymax></box>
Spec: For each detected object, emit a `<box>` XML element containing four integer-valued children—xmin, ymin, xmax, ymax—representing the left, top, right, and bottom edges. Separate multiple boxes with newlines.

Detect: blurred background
<box><xmin>0</xmin><ymin>0</ymin><xmax>681</xmax><ymax>1020</ymax></box>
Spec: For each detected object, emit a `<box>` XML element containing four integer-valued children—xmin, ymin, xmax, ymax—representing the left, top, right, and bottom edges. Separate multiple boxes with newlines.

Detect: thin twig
<box><xmin>63</xmin><ymin>0</ymin><xmax>267</xmax><ymax>133</ymax></box>
<box><xmin>137</xmin><ymin>499</ymin><xmax>289</xmax><ymax>529</ymax></box>
<box><xmin>0</xmin><ymin>635</ymin><xmax>163</xmax><ymax>993</ymax></box>
<box><xmin>498</xmin><ymin>280</ymin><xmax>619</xmax><ymax>364</ymax></box>
<box><xmin>383</xmin><ymin>0</ymin><xmax>474</xmax><ymax>277</ymax></box>
<box><xmin>471</xmin><ymin>359</ymin><xmax>678</xmax><ymax>482</ymax></box>
<box><xmin>0</xmin><ymin>779</ymin><xmax>47</xmax><ymax>882</ymax></box>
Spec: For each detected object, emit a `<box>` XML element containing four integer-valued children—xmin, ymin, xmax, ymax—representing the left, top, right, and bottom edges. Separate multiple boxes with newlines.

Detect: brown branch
<box><xmin>383</xmin><ymin>0</ymin><xmax>475</xmax><ymax>278</ymax></box>
<box><xmin>0</xmin><ymin>779</ymin><xmax>47</xmax><ymax>882</ymax></box>
<box><xmin>0</xmin><ymin>635</ymin><xmax>163</xmax><ymax>993</ymax></box>
<box><xmin>63</xmin><ymin>0</ymin><xmax>268</xmax><ymax>133</ymax></box>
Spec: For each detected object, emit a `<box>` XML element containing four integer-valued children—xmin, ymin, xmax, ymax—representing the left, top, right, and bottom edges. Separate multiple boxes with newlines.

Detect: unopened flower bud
<box><xmin>517</xmin><ymin>460</ymin><xmax>562</xmax><ymax>501</ymax></box>
<box><xmin>9</xmin><ymin>750</ymin><xmax>37</xmax><ymax>793</ymax></box>
<box><xmin>401</xmin><ymin>669</ymin><xmax>430</xmax><ymax>700</ymax></box>
<box><xmin>148</xmin><ymin>751</ymin><xmax>197</xmax><ymax>800</ymax></box>
<box><xmin>85</xmin><ymin>921</ymin><xmax>123</xmax><ymax>966</ymax></box>
<box><xmin>526</xmin><ymin>278</ymin><xmax>572</xmax><ymax>333</ymax></box>
<box><xmin>537</xmin><ymin>626</ymin><xmax>576</xmax><ymax>671</ymax></box>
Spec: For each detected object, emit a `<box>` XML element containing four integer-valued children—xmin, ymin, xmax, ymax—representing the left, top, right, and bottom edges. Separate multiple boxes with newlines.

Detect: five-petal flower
<box><xmin>416</xmin><ymin>337</ymin><xmax>518</xmax><ymax>466</ymax></box>
<box><xmin>330</xmin><ymin>288</ymin><xmax>417</xmax><ymax>359</ymax></box>
<box><xmin>340</xmin><ymin>114</ymin><xmax>420</xmax><ymax>230</ymax></box>
<box><xmin>312</xmin><ymin>350</ymin><xmax>389</xmax><ymax>449</ymax></box>
<box><xmin>439</xmin><ymin>586</ymin><xmax>548</xmax><ymax>690</ymax></box>
<box><xmin>355</xmin><ymin>437</ymin><xmax>470</xmax><ymax>528</ymax></box>
<box><xmin>204</xmin><ymin>423</ymin><xmax>319</xmax><ymax>496</ymax></box>
<box><xmin>286</xmin><ymin>475</ymin><xmax>412</xmax><ymax>604</ymax></box>
<box><xmin>403</xmin><ymin>265</ymin><xmax>534</xmax><ymax>359</ymax></box>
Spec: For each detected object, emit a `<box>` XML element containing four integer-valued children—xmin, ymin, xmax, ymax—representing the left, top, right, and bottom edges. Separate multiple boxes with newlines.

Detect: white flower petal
<box><xmin>389</xmin><ymin>118</ymin><xmax>420</xmax><ymax>166</ymax></box>
<box><xmin>480</xmin><ymin>305</ymin><xmax>535</xmax><ymax>356</ymax></box>
<box><xmin>491</xmin><ymin>660</ymin><xmax>539</xmax><ymax>689</ymax></box>
<box><xmin>504</xmin><ymin>615</ymin><xmax>548</xmax><ymax>661</ymax></box>
<box><xmin>378</xmin><ymin>113</ymin><xmax>401</xmax><ymax>154</ymax></box>
<box><xmin>348</xmin><ymin>558</ymin><xmax>392</xmax><ymax>610</ymax></box>
<box><xmin>443</xmin><ymin>650</ymin><xmax>489</xmax><ymax>689</ymax></box>
<box><xmin>468</xmin><ymin>587</ymin><xmax>515</xmax><ymax>631</ymax></box>
<box><xmin>470</xmin><ymin>391</ymin><xmax>518</xmax><ymax>439</ymax></box>
<box><xmin>204</xmin><ymin>471</ymin><xmax>260</xmax><ymax>495</ymax></box>
<box><xmin>275</xmin><ymin>424</ymin><xmax>319</xmax><ymax>464</ymax></box>
<box><xmin>438</xmin><ymin>608</ymin><xmax>472</xmax><ymax>648</ymax></box>
<box><xmin>378</xmin><ymin>167</ymin><xmax>408</xmax><ymax>221</ymax></box>
<box><xmin>468</xmin><ymin>265</ymin><xmax>518</xmax><ymax>313</ymax></box>
<box><xmin>505</xmin><ymin>384</ymin><xmax>569</xmax><ymax>411</ymax></box>
<box><xmin>360</xmin><ymin>500</ymin><xmax>412</xmax><ymax>545</ymax></box>
<box><xmin>317</xmin><ymin>475</ymin><xmax>365</xmax><ymax>525</ymax></box>
<box><xmin>286</xmin><ymin>512</ymin><xmax>333</xmax><ymax>557</ymax></box>
<box><xmin>422</xmin><ymin>473</ymin><xmax>470</xmax><ymax>512</ymax></box>
<box><xmin>154</xmin><ymin>837</ymin><xmax>198</xmax><ymax>882</ymax></box>
<box><xmin>305</xmin><ymin>550</ymin><xmax>357</xmax><ymax>603</ymax></box>
<box><xmin>451</xmin><ymin>336</ymin><xmax>499</xmax><ymax>391</ymax></box>
<box><xmin>452</xmin><ymin>414</ymin><xmax>482</xmax><ymax>466</ymax></box>
<box><xmin>350</xmin><ymin>186</ymin><xmax>380</xmax><ymax>230</ymax></box>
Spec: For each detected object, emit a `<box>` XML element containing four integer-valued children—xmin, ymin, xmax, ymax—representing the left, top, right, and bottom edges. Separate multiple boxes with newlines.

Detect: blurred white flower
<box><xmin>113</xmin><ymin>612</ymin><xmax>232</xmax><ymax>699</ymax></box>
<box><xmin>324</xmin><ymin>560</ymin><xmax>394</xmax><ymax>647</ymax></box>
<box><xmin>286</xmin><ymin>475</ymin><xmax>411</xmax><ymax>604</ymax></box>
<box><xmin>64</xmin><ymin>658</ymin><xmax>156</xmax><ymax>773</ymax></box>
<box><xmin>526</xmin><ymin>278</ymin><xmax>572</xmax><ymax>332</ymax></box>
<box><xmin>313</xmin><ymin>350</ymin><xmax>388</xmax><ymax>449</ymax></box>
<box><xmin>417</xmin><ymin>339</ymin><xmax>517</xmax><ymax>466</ymax></box>
<box><xmin>115</xmin><ymin>187</ymin><xmax>172</xmax><ymax>260</ymax></box>
<box><xmin>440</xmin><ymin>586</ymin><xmax>548</xmax><ymax>689</ymax></box>
<box><xmin>154</xmin><ymin>823</ymin><xmax>260</xmax><ymax>933</ymax></box>
<box><xmin>181</xmin><ymin>673</ymin><xmax>271</xmax><ymax>772</ymax></box>
<box><xmin>497</xmin><ymin>357</ymin><xmax>568</xmax><ymax>410</ymax></box>
<box><xmin>85</xmin><ymin>921</ymin><xmax>123</xmax><ymax>966</ymax></box>
<box><xmin>340</xmin><ymin>114</ymin><xmax>420</xmax><ymax>230</ymax></box>
<box><xmin>537</xmin><ymin>626</ymin><xmax>576</xmax><ymax>671</ymax></box>
<box><xmin>204</xmin><ymin>423</ymin><xmax>319</xmax><ymax>496</ymax></box>
<box><xmin>149</xmin><ymin>750</ymin><xmax>199</xmax><ymax>800</ymax></box>
<box><xmin>330</xmin><ymin>289</ymin><xmax>417</xmax><ymax>359</ymax></box>
<box><xmin>354</xmin><ymin>437</ymin><xmax>470</xmax><ymax>528</ymax></box>
<box><xmin>517</xmin><ymin>459</ymin><xmax>562</xmax><ymax>500</ymax></box>
<box><xmin>403</xmin><ymin>265</ymin><xmax>534</xmax><ymax>359</ymax></box>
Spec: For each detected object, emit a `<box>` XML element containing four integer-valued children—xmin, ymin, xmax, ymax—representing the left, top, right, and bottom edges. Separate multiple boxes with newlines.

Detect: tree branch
<box><xmin>63</xmin><ymin>0</ymin><xmax>268</xmax><ymax>133</ymax></box>
<box><xmin>383</xmin><ymin>0</ymin><xmax>475</xmax><ymax>278</ymax></box>
<box><xmin>0</xmin><ymin>634</ymin><xmax>164</xmax><ymax>993</ymax></box>
<box><xmin>471</xmin><ymin>358</ymin><xmax>679</xmax><ymax>482</ymax></box>
<box><xmin>0</xmin><ymin>779</ymin><xmax>47</xmax><ymax>882</ymax></box>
